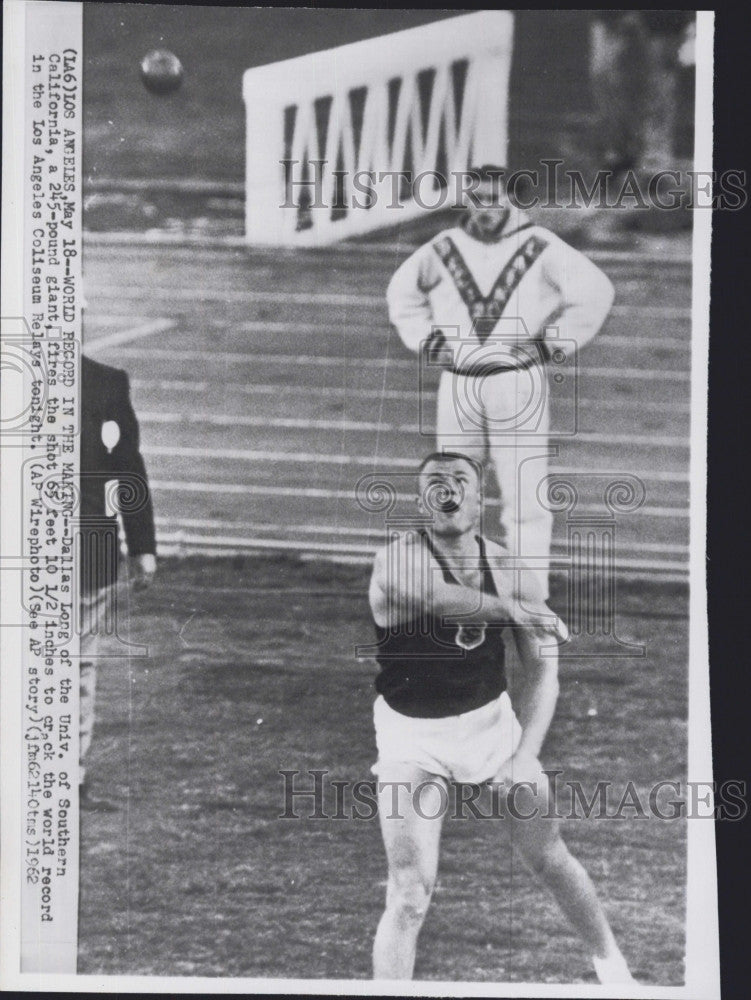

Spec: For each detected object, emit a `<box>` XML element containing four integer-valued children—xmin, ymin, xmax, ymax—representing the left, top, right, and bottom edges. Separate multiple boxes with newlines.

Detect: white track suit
<box><xmin>387</xmin><ymin>212</ymin><xmax>614</xmax><ymax>597</ymax></box>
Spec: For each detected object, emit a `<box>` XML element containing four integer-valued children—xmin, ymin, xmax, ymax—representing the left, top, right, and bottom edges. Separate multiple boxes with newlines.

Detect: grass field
<box><xmin>78</xmin><ymin>556</ymin><xmax>687</xmax><ymax>984</ymax></box>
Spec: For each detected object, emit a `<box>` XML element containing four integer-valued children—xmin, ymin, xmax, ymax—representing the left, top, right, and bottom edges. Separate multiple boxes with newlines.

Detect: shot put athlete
<box><xmin>368</xmin><ymin>451</ymin><xmax>634</xmax><ymax>984</ymax></box>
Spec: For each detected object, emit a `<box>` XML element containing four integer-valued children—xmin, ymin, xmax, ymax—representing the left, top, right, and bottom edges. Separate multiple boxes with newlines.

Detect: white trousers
<box><xmin>435</xmin><ymin>366</ymin><xmax>553</xmax><ymax>598</ymax></box>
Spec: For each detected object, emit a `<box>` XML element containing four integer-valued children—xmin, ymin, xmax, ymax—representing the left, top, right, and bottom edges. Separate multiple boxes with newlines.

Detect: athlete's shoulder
<box><xmin>482</xmin><ymin>536</ymin><xmax>547</xmax><ymax>602</ymax></box>
<box><xmin>372</xmin><ymin>532</ymin><xmax>422</xmax><ymax>571</ymax></box>
<box><xmin>370</xmin><ymin>533</ymin><xmax>425</xmax><ymax>619</ymax></box>
<box><xmin>481</xmin><ymin>537</ymin><xmax>518</xmax><ymax>575</ymax></box>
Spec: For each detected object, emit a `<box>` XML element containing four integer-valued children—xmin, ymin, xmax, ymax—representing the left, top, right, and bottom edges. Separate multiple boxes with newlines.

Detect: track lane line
<box><xmin>154</xmin><ymin>498</ymin><xmax>689</xmax><ymax>538</ymax></box>
<box><xmin>155</xmin><ymin>528</ymin><xmax>689</xmax><ymax>557</ymax></box>
<box><xmin>141</xmin><ymin>456</ymin><xmax>689</xmax><ymax>483</ymax></box>
<box><xmin>129</xmin><ymin>378</ymin><xmax>692</xmax><ymax>414</ymax></box>
<box><xmin>149</xmin><ymin>464</ymin><xmax>689</xmax><ymax>491</ymax></box>
<box><xmin>98</xmin><ymin>346</ymin><xmax>692</xmax><ymax>382</ymax></box>
<box><xmin>143</xmin><ymin>446</ymin><xmax>691</xmax><ymax>471</ymax></box>
<box><xmin>90</xmin><ymin>315</ymin><xmax>690</xmax><ymax>349</ymax></box>
<box><xmin>145</xmin><ymin>450</ymin><xmax>690</xmax><ymax>480</ymax></box>
<box><xmin>85</xmin><ymin>318</ymin><xmax>177</xmax><ymax>353</ymax></box>
<box><xmin>153</xmin><ymin>528</ymin><xmax>689</xmax><ymax>565</ymax></box>
<box><xmin>83</xmin><ymin>230</ymin><xmax>692</xmax><ymax>267</ymax></box>
<box><xmin>84</xmin><ymin>283</ymin><xmax>692</xmax><ymax>318</ymax></box>
<box><xmin>138</xmin><ymin>410</ymin><xmax>689</xmax><ymax>448</ymax></box>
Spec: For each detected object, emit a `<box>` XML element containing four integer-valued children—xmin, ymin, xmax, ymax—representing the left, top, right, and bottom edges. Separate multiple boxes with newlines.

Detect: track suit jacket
<box><xmin>79</xmin><ymin>355</ymin><xmax>156</xmax><ymax>776</ymax></box>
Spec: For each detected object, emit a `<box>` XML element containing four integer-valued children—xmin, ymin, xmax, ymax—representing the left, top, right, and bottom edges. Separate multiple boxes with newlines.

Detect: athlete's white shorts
<box><xmin>372</xmin><ymin>691</ymin><xmax>522</xmax><ymax>785</ymax></box>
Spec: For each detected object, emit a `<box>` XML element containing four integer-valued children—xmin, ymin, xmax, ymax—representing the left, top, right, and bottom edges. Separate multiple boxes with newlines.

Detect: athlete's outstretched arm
<box><xmin>483</xmin><ymin>553</ymin><xmax>562</xmax><ymax>758</ymax></box>
<box><xmin>369</xmin><ymin>538</ymin><xmax>559</xmax><ymax>631</ymax></box>
<box><xmin>510</xmin><ymin>625</ymin><xmax>560</xmax><ymax>759</ymax></box>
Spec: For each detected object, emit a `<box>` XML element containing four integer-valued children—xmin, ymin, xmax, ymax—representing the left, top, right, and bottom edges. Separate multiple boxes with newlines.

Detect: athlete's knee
<box><xmin>385</xmin><ymin>870</ymin><xmax>434</xmax><ymax>926</ymax></box>
<box><xmin>518</xmin><ymin>829</ymin><xmax>568</xmax><ymax>878</ymax></box>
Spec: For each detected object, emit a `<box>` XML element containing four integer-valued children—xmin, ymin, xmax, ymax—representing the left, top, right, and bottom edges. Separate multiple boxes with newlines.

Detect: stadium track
<box><xmin>83</xmin><ymin>237</ymin><xmax>693</xmax><ymax>583</ymax></box>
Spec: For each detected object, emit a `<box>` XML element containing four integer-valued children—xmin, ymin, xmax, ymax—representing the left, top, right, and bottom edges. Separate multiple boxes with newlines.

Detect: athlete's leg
<box><xmin>373</xmin><ymin>762</ymin><xmax>448</xmax><ymax>979</ymax></box>
<box><xmin>495</xmin><ymin>755</ymin><xmax>633</xmax><ymax>983</ymax></box>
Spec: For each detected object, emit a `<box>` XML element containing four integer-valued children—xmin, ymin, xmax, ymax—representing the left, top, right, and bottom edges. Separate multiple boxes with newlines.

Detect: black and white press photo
<box><xmin>0</xmin><ymin>4</ymin><xmax>729</xmax><ymax>996</ymax></box>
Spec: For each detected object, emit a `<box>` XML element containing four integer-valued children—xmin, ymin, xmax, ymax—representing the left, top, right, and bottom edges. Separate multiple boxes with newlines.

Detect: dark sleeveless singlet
<box><xmin>373</xmin><ymin>532</ymin><xmax>508</xmax><ymax>718</ymax></box>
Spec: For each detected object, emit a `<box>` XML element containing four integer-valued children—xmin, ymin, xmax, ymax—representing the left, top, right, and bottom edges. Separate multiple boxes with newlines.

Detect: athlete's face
<box><xmin>465</xmin><ymin>178</ymin><xmax>510</xmax><ymax>238</ymax></box>
<box><xmin>418</xmin><ymin>458</ymin><xmax>482</xmax><ymax>536</ymax></box>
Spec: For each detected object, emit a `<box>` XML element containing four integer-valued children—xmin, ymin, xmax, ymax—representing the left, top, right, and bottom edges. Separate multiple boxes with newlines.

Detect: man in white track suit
<box><xmin>387</xmin><ymin>165</ymin><xmax>615</xmax><ymax>598</ymax></box>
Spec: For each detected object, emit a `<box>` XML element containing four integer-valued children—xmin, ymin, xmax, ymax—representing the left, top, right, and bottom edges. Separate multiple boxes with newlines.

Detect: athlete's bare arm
<box><xmin>484</xmin><ymin>539</ymin><xmax>561</xmax><ymax>759</ymax></box>
<box><xmin>369</xmin><ymin>535</ymin><xmax>564</xmax><ymax>636</ymax></box>
<box><xmin>369</xmin><ymin>535</ymin><xmax>520</xmax><ymax>628</ymax></box>
<box><xmin>510</xmin><ymin>625</ymin><xmax>560</xmax><ymax>759</ymax></box>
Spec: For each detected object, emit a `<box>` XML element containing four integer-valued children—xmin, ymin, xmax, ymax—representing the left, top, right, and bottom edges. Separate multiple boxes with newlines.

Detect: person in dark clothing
<box><xmin>79</xmin><ymin>354</ymin><xmax>156</xmax><ymax>807</ymax></box>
